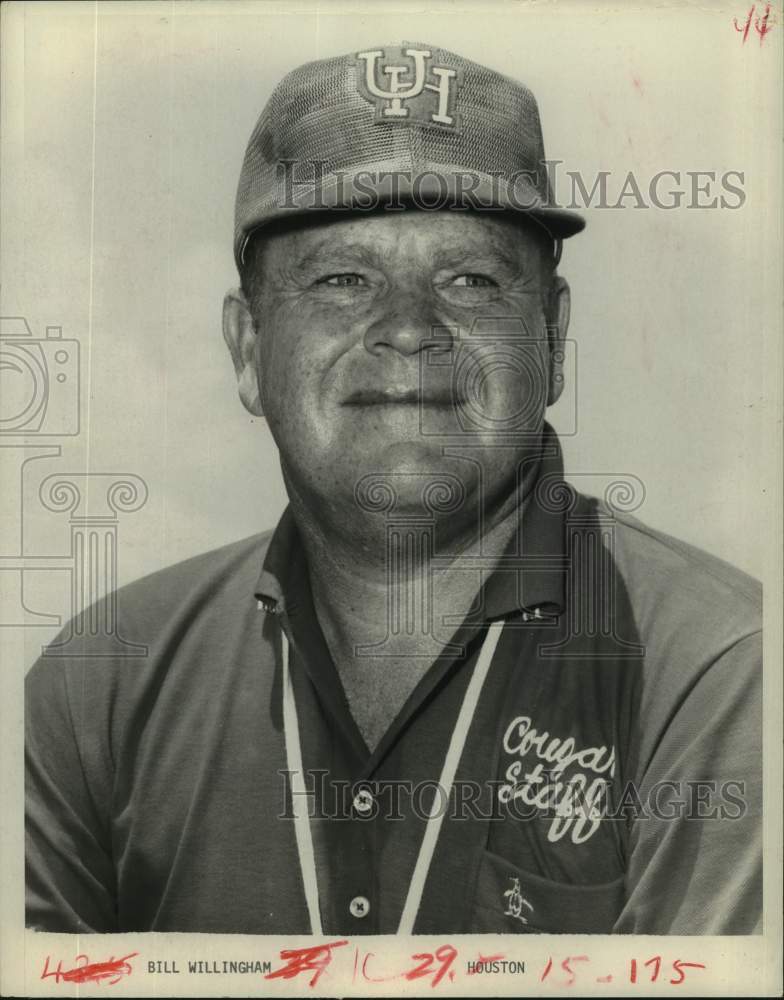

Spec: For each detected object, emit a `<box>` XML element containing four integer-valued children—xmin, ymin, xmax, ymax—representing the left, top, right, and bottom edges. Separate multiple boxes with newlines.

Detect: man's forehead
<box><xmin>258</xmin><ymin>209</ymin><xmax>549</xmax><ymax>264</ymax></box>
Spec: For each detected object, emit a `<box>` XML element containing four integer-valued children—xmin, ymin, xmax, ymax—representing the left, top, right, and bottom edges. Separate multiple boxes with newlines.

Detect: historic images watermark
<box><xmin>272</xmin><ymin>159</ymin><xmax>747</xmax><ymax>215</ymax></box>
<box><xmin>278</xmin><ymin>770</ymin><xmax>749</xmax><ymax>826</ymax></box>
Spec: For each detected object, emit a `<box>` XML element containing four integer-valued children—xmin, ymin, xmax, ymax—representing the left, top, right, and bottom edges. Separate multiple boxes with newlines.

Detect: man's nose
<box><xmin>362</xmin><ymin>291</ymin><xmax>452</xmax><ymax>357</ymax></box>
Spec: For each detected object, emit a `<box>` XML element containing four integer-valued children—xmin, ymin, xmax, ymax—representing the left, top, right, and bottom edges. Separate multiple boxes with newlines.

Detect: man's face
<box><xmin>226</xmin><ymin>210</ymin><xmax>568</xmax><ymax>515</ymax></box>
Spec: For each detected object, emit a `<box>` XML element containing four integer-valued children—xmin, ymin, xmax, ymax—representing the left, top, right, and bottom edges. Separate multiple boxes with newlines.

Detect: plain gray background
<box><xmin>1</xmin><ymin>0</ymin><xmax>780</xmax><ymax>643</ymax></box>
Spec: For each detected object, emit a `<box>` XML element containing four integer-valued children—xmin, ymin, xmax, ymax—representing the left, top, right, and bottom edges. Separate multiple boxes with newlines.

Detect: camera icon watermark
<box><xmin>0</xmin><ymin>317</ymin><xmax>79</xmax><ymax>436</ymax></box>
<box><xmin>418</xmin><ymin>316</ymin><xmax>578</xmax><ymax>438</ymax></box>
<box><xmin>1</xmin><ymin>315</ymin><xmax>148</xmax><ymax>654</ymax></box>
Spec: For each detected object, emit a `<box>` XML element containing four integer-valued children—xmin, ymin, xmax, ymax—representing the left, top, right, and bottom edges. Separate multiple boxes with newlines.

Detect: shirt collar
<box><xmin>255</xmin><ymin>422</ymin><xmax>569</xmax><ymax>619</ymax></box>
<box><xmin>481</xmin><ymin>422</ymin><xmax>568</xmax><ymax>619</ymax></box>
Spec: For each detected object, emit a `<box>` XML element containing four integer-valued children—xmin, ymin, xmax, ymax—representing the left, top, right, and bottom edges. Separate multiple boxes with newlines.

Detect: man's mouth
<box><xmin>342</xmin><ymin>388</ymin><xmax>459</xmax><ymax>407</ymax></box>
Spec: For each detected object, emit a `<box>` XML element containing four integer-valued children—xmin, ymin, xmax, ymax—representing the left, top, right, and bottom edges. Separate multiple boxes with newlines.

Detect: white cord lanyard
<box><xmin>281</xmin><ymin>618</ymin><xmax>505</xmax><ymax>935</ymax></box>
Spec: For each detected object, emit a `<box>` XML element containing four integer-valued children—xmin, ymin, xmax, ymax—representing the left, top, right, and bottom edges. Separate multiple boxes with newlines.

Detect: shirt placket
<box><xmin>280</xmin><ymin>608</ymin><xmax>380</xmax><ymax>934</ymax></box>
<box><xmin>281</xmin><ymin>602</ymin><xmax>493</xmax><ymax>933</ymax></box>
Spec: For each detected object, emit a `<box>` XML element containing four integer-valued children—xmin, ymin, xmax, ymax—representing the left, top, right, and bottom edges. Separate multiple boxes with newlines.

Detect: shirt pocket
<box><xmin>469</xmin><ymin>847</ymin><xmax>625</xmax><ymax>934</ymax></box>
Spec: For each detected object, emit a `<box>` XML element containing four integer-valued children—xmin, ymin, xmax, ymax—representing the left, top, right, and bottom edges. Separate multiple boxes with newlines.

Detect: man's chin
<box><xmin>348</xmin><ymin>439</ymin><xmax>475</xmax><ymax>517</ymax></box>
<box><xmin>368</xmin><ymin>439</ymin><xmax>454</xmax><ymax>474</ymax></box>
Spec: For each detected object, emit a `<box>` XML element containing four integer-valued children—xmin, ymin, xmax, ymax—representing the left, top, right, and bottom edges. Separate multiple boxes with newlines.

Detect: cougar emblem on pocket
<box><xmin>503</xmin><ymin>876</ymin><xmax>534</xmax><ymax>924</ymax></box>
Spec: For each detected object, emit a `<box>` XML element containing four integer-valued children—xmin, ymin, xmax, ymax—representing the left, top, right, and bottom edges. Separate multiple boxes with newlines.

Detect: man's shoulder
<box><xmin>24</xmin><ymin>531</ymin><xmax>281</xmax><ymax>827</ymax></box>
<box><xmin>30</xmin><ymin>529</ymin><xmax>275</xmax><ymax>674</ymax></box>
<box><xmin>115</xmin><ymin>529</ymin><xmax>274</xmax><ymax>617</ymax></box>
<box><xmin>608</xmin><ymin>503</ymin><xmax>760</xmax><ymax>613</ymax></box>
<box><xmin>584</xmin><ymin>500</ymin><xmax>764</xmax><ymax>791</ymax></box>
<box><xmin>589</xmin><ymin>496</ymin><xmax>761</xmax><ymax>660</ymax></box>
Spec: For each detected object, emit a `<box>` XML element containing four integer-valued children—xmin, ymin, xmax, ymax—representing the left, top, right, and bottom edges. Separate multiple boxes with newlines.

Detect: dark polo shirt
<box><xmin>25</xmin><ymin>429</ymin><xmax>762</xmax><ymax>935</ymax></box>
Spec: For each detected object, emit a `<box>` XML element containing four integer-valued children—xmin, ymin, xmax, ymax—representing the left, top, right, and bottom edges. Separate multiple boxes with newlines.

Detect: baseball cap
<box><xmin>234</xmin><ymin>42</ymin><xmax>585</xmax><ymax>268</ymax></box>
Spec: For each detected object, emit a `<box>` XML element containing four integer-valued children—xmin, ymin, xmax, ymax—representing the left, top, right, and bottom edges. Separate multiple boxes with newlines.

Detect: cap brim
<box><xmin>236</xmin><ymin>161</ymin><xmax>585</xmax><ymax>266</ymax></box>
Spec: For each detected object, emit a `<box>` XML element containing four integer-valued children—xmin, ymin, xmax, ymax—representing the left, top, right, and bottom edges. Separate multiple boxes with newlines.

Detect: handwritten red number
<box><xmin>41</xmin><ymin>953</ymin><xmax>137</xmax><ymax>986</ymax></box>
<box><xmin>41</xmin><ymin>957</ymin><xmax>63</xmax><ymax>982</ymax></box>
<box><xmin>542</xmin><ymin>955</ymin><xmax>590</xmax><ymax>987</ymax></box>
<box><xmin>670</xmin><ymin>960</ymin><xmax>706</xmax><ymax>985</ymax></box>
<box><xmin>431</xmin><ymin>945</ymin><xmax>458</xmax><ymax>987</ymax></box>
<box><xmin>406</xmin><ymin>952</ymin><xmax>434</xmax><ymax>981</ymax></box>
<box><xmin>734</xmin><ymin>5</ymin><xmax>755</xmax><ymax>42</ymax></box>
<box><xmin>405</xmin><ymin>945</ymin><xmax>457</xmax><ymax>987</ymax></box>
<box><xmin>265</xmin><ymin>940</ymin><xmax>348</xmax><ymax>987</ymax></box>
<box><xmin>644</xmin><ymin>956</ymin><xmax>662</xmax><ymax>982</ymax></box>
<box><xmin>561</xmin><ymin>955</ymin><xmax>590</xmax><ymax>986</ymax></box>
<box><xmin>734</xmin><ymin>4</ymin><xmax>774</xmax><ymax>44</ymax></box>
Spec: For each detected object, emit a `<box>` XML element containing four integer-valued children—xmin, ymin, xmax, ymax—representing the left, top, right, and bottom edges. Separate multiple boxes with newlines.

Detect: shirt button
<box><xmin>352</xmin><ymin>789</ymin><xmax>374</xmax><ymax>815</ymax></box>
<box><xmin>349</xmin><ymin>895</ymin><xmax>370</xmax><ymax>919</ymax></box>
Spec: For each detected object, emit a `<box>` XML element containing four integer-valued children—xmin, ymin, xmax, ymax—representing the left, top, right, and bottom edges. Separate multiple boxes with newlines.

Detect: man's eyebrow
<box><xmin>435</xmin><ymin>243</ymin><xmax>547</xmax><ymax>283</ymax></box>
<box><xmin>433</xmin><ymin>246</ymin><xmax>526</xmax><ymax>271</ymax></box>
<box><xmin>293</xmin><ymin>240</ymin><xmax>382</xmax><ymax>271</ymax></box>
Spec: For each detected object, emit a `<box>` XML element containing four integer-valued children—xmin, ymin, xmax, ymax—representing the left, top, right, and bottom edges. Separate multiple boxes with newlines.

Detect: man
<box><xmin>26</xmin><ymin>43</ymin><xmax>761</xmax><ymax>935</ymax></box>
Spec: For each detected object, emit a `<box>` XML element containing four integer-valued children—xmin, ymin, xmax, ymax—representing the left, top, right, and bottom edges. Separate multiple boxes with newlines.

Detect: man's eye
<box><xmin>320</xmin><ymin>273</ymin><xmax>365</xmax><ymax>287</ymax></box>
<box><xmin>451</xmin><ymin>274</ymin><xmax>497</xmax><ymax>288</ymax></box>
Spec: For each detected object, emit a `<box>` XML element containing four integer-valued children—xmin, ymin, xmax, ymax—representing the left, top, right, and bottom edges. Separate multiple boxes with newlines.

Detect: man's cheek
<box><xmin>465</xmin><ymin>344</ymin><xmax>548</xmax><ymax>420</ymax></box>
<box><xmin>264</xmin><ymin>357</ymin><xmax>323</xmax><ymax>430</ymax></box>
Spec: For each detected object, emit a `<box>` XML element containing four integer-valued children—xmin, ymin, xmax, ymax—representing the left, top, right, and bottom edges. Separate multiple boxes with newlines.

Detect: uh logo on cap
<box><xmin>355</xmin><ymin>47</ymin><xmax>461</xmax><ymax>129</ymax></box>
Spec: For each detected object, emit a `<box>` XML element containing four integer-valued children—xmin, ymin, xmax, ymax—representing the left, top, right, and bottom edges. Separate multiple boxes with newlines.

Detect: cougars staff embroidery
<box><xmin>498</xmin><ymin>714</ymin><xmax>618</xmax><ymax>845</ymax></box>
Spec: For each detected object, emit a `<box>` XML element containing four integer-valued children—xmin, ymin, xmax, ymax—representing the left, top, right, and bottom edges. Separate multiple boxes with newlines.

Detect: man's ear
<box><xmin>545</xmin><ymin>275</ymin><xmax>571</xmax><ymax>406</ymax></box>
<box><xmin>222</xmin><ymin>288</ymin><xmax>264</xmax><ymax>417</ymax></box>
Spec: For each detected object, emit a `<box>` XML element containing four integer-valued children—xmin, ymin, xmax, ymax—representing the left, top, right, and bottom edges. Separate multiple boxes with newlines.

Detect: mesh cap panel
<box><xmin>234</xmin><ymin>42</ymin><xmax>584</xmax><ymax>266</ymax></box>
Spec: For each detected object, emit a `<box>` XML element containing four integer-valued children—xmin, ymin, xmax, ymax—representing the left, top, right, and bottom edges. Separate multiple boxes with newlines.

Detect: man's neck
<box><xmin>287</xmin><ymin>470</ymin><xmax>535</xmax><ymax>662</ymax></box>
<box><xmin>283</xmin><ymin>462</ymin><xmax>541</xmax><ymax>751</ymax></box>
